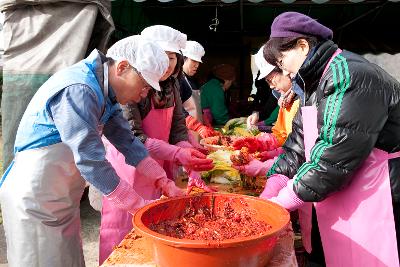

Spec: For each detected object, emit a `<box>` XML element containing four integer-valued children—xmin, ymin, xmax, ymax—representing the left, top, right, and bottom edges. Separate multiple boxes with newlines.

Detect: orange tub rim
<box><xmin>133</xmin><ymin>193</ymin><xmax>290</xmax><ymax>249</ymax></box>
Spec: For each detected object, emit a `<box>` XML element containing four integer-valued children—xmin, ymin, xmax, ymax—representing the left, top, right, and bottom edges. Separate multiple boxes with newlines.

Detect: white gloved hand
<box><xmin>246</xmin><ymin>112</ymin><xmax>259</xmax><ymax>130</ymax></box>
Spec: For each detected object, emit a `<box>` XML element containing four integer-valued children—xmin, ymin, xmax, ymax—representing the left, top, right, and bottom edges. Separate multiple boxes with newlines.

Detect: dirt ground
<box><xmin>80</xmin><ymin>193</ymin><xmax>102</xmax><ymax>267</ymax></box>
<box><xmin>0</xmin><ymin>131</ymin><xmax>102</xmax><ymax>267</ymax></box>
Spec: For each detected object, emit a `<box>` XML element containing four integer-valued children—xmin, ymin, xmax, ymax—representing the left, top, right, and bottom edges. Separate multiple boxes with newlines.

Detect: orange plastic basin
<box><xmin>133</xmin><ymin>193</ymin><xmax>290</xmax><ymax>267</ymax></box>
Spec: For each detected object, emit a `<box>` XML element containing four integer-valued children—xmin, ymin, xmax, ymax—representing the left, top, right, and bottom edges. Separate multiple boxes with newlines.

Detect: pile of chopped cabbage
<box><xmin>217</xmin><ymin>117</ymin><xmax>260</xmax><ymax>137</ymax></box>
<box><xmin>201</xmin><ymin>150</ymin><xmax>241</xmax><ymax>184</ymax></box>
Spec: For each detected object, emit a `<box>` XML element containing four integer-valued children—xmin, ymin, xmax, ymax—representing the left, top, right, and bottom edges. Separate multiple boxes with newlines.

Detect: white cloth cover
<box><xmin>141</xmin><ymin>25</ymin><xmax>187</xmax><ymax>53</ymax></box>
<box><xmin>182</xmin><ymin>40</ymin><xmax>205</xmax><ymax>62</ymax></box>
<box><xmin>255</xmin><ymin>45</ymin><xmax>275</xmax><ymax>80</ymax></box>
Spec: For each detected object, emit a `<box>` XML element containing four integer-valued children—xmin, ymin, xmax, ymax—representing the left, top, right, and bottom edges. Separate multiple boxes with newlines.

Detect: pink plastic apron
<box><xmin>297</xmin><ymin>48</ymin><xmax>343</xmax><ymax>254</ymax></box>
<box><xmin>299</xmin><ymin>49</ymin><xmax>399</xmax><ymax>266</ymax></box>
<box><xmin>99</xmin><ymin>101</ymin><xmax>174</xmax><ymax>264</ymax></box>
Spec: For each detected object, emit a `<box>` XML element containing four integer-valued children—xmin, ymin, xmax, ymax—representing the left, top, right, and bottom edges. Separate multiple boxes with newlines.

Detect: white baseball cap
<box><xmin>141</xmin><ymin>25</ymin><xmax>187</xmax><ymax>54</ymax></box>
<box><xmin>255</xmin><ymin>45</ymin><xmax>275</xmax><ymax>80</ymax></box>
<box><xmin>106</xmin><ymin>35</ymin><xmax>169</xmax><ymax>91</ymax></box>
<box><xmin>182</xmin><ymin>40</ymin><xmax>205</xmax><ymax>63</ymax></box>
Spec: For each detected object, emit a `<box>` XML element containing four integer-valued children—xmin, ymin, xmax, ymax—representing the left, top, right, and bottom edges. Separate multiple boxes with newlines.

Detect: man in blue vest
<box><xmin>0</xmin><ymin>37</ymin><xmax>183</xmax><ymax>267</ymax></box>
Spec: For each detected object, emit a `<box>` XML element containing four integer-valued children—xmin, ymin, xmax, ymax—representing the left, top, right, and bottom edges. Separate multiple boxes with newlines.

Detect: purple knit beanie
<box><xmin>270</xmin><ymin>12</ymin><xmax>333</xmax><ymax>40</ymax></box>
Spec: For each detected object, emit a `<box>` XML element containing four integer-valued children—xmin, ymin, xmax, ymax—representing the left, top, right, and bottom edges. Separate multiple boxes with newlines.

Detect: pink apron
<box><xmin>297</xmin><ymin>49</ymin><xmax>343</xmax><ymax>255</ymax></box>
<box><xmin>99</xmin><ymin>101</ymin><xmax>174</xmax><ymax>264</ymax></box>
<box><xmin>299</xmin><ymin>49</ymin><xmax>399</xmax><ymax>266</ymax></box>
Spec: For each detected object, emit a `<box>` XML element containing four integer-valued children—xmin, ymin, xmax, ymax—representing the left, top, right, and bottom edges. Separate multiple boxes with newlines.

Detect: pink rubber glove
<box><xmin>136</xmin><ymin>156</ymin><xmax>168</xmax><ymax>183</ymax></box>
<box><xmin>232</xmin><ymin>158</ymin><xmax>274</xmax><ymax>177</ymax></box>
<box><xmin>145</xmin><ymin>138</ymin><xmax>180</xmax><ymax>161</ymax></box>
<box><xmin>156</xmin><ymin>178</ymin><xmax>185</xmax><ymax>197</ymax></box>
<box><xmin>175</xmin><ymin>140</ymin><xmax>193</xmax><ymax>149</ymax></box>
<box><xmin>232</xmin><ymin>134</ymin><xmax>278</xmax><ymax>153</ymax></box>
<box><xmin>176</xmin><ymin>140</ymin><xmax>209</xmax><ymax>160</ymax></box>
<box><xmin>186</xmin><ymin>171</ymin><xmax>218</xmax><ymax>194</ymax></box>
<box><xmin>186</xmin><ymin>115</ymin><xmax>221</xmax><ymax>138</ymax></box>
<box><xmin>257</xmin><ymin>133</ymin><xmax>280</xmax><ymax>151</ymax></box>
<box><xmin>106</xmin><ymin>178</ymin><xmax>153</xmax><ymax>214</ymax></box>
<box><xmin>202</xmin><ymin>108</ymin><xmax>213</xmax><ymax>127</ymax></box>
<box><xmin>175</xmin><ymin>147</ymin><xmax>214</xmax><ymax>172</ymax></box>
<box><xmin>260</xmin><ymin>147</ymin><xmax>284</xmax><ymax>161</ymax></box>
<box><xmin>269</xmin><ymin>179</ymin><xmax>305</xmax><ymax>211</ymax></box>
<box><xmin>136</xmin><ymin>156</ymin><xmax>182</xmax><ymax>196</ymax></box>
<box><xmin>176</xmin><ymin>140</ymin><xmax>209</xmax><ymax>155</ymax></box>
<box><xmin>259</xmin><ymin>174</ymin><xmax>289</xmax><ymax>199</ymax></box>
<box><xmin>145</xmin><ymin>138</ymin><xmax>213</xmax><ymax>171</ymax></box>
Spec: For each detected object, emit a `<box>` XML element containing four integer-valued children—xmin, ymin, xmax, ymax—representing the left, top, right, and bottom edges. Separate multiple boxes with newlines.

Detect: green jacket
<box><xmin>200</xmin><ymin>78</ymin><xmax>229</xmax><ymax>126</ymax></box>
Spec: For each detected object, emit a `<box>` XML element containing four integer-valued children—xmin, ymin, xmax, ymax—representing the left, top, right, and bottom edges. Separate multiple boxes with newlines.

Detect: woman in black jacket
<box><xmin>260</xmin><ymin>12</ymin><xmax>400</xmax><ymax>266</ymax></box>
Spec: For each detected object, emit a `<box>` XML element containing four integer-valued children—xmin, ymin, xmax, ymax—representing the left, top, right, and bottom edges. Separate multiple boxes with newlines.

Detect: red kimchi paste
<box><xmin>149</xmin><ymin>200</ymin><xmax>272</xmax><ymax>241</ymax></box>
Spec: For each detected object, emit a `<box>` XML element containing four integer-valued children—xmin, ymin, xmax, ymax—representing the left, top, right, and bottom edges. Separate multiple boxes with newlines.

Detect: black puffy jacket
<box><xmin>268</xmin><ymin>40</ymin><xmax>400</xmax><ymax>203</ymax></box>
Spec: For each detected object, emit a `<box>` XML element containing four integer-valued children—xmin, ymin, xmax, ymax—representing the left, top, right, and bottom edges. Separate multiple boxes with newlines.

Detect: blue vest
<box><xmin>14</xmin><ymin>49</ymin><xmax>119</xmax><ymax>153</ymax></box>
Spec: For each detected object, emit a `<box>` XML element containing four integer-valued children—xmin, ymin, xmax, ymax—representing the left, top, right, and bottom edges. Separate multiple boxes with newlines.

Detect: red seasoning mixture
<box><xmin>149</xmin><ymin>198</ymin><xmax>272</xmax><ymax>241</ymax></box>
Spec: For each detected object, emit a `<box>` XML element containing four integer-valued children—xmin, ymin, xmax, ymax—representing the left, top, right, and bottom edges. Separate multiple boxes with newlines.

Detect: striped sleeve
<box><xmin>103</xmin><ymin>112</ymin><xmax>148</xmax><ymax>166</ymax></box>
<box><xmin>49</xmin><ymin>85</ymin><xmax>120</xmax><ymax>195</ymax></box>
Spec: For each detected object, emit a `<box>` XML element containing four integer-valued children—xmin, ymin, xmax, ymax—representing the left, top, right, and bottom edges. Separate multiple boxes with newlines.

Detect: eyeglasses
<box><xmin>130</xmin><ymin>65</ymin><xmax>152</xmax><ymax>91</ymax></box>
<box><xmin>266</xmin><ymin>75</ymin><xmax>274</xmax><ymax>85</ymax></box>
<box><xmin>276</xmin><ymin>58</ymin><xmax>284</xmax><ymax>69</ymax></box>
<box><xmin>266</xmin><ymin>70</ymin><xmax>278</xmax><ymax>85</ymax></box>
